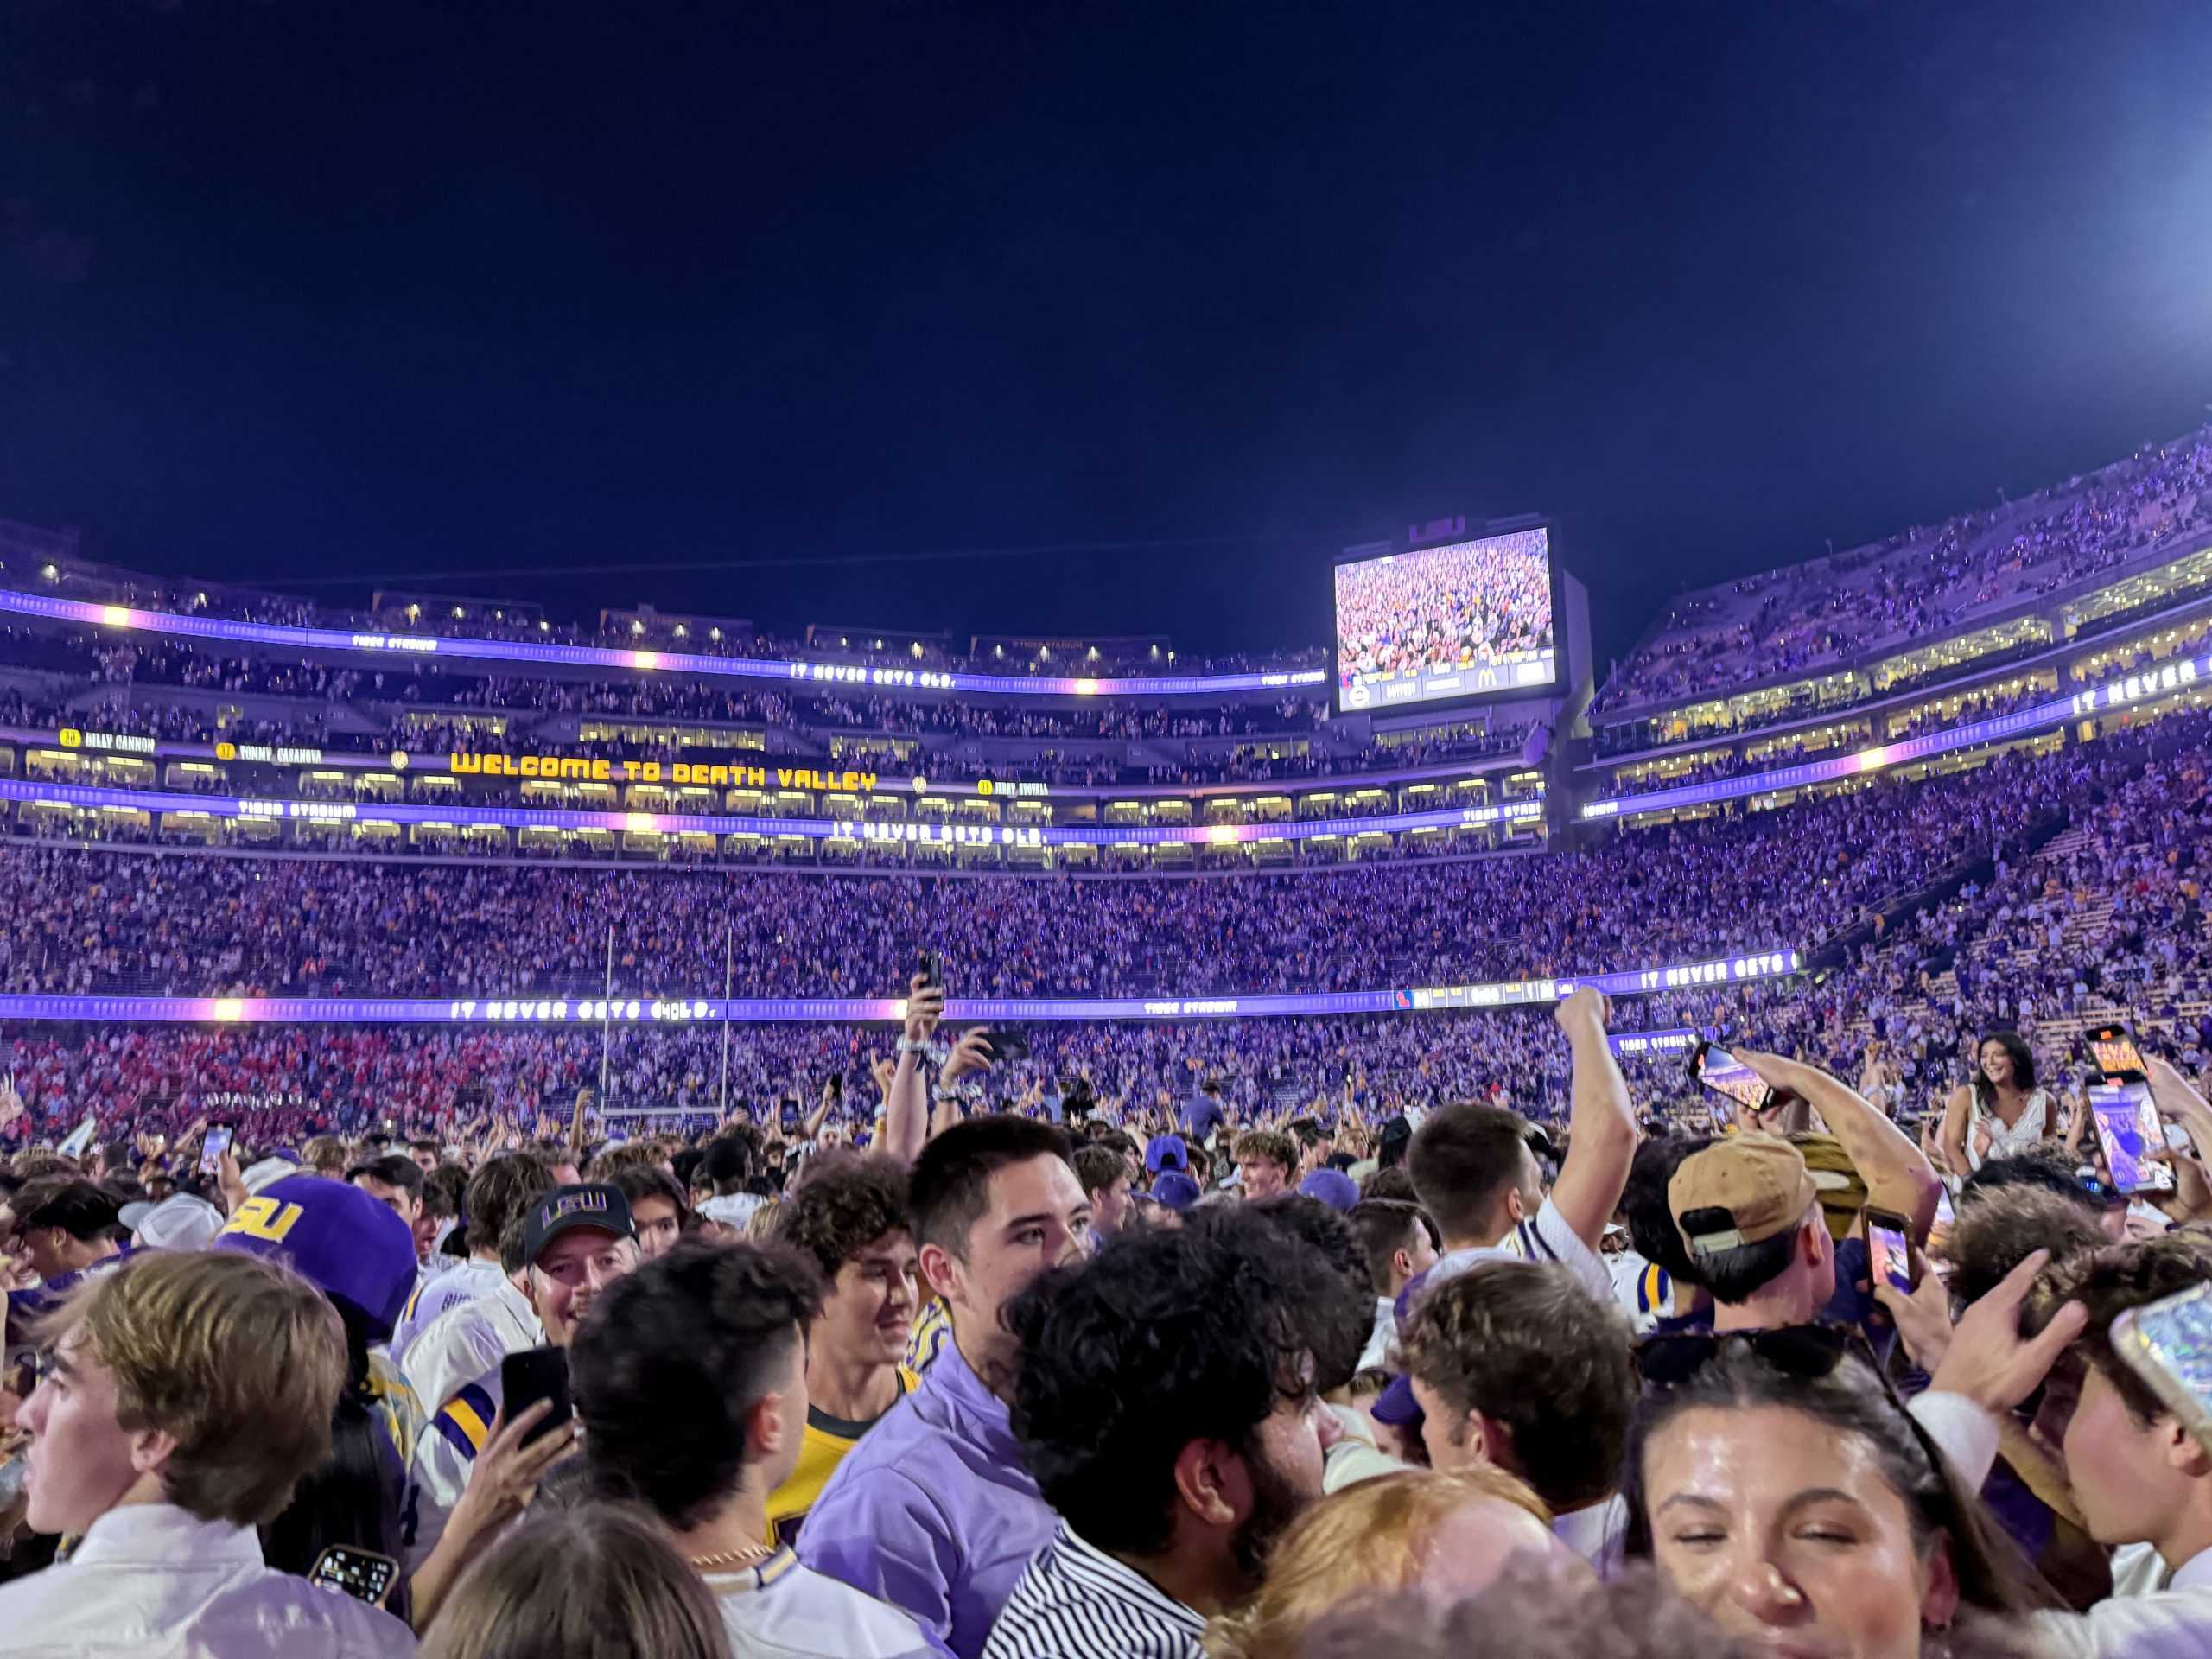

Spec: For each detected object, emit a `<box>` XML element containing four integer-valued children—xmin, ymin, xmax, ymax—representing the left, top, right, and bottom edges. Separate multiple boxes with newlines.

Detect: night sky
<box><xmin>3</xmin><ymin>1</ymin><xmax>2209</xmax><ymax>676</ymax></box>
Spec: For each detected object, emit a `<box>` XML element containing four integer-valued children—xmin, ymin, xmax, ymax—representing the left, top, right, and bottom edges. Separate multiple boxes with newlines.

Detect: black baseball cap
<box><xmin>346</xmin><ymin>1154</ymin><xmax>425</xmax><ymax>1196</ymax></box>
<box><xmin>522</xmin><ymin>1183</ymin><xmax>634</xmax><ymax>1265</ymax></box>
<box><xmin>11</xmin><ymin>1179</ymin><xmax>122</xmax><ymax>1241</ymax></box>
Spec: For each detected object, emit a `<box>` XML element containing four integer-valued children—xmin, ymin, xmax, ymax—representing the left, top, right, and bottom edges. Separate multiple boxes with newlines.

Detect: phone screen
<box><xmin>500</xmin><ymin>1345</ymin><xmax>573</xmax><ymax>1446</ymax></box>
<box><xmin>309</xmin><ymin>1545</ymin><xmax>397</xmax><ymax>1606</ymax></box>
<box><xmin>197</xmin><ymin>1125</ymin><xmax>234</xmax><ymax>1176</ymax></box>
<box><xmin>1866</xmin><ymin>1213</ymin><xmax>1915</xmax><ymax>1294</ymax></box>
<box><xmin>2088</xmin><ymin>1024</ymin><xmax>2150</xmax><ymax>1083</ymax></box>
<box><xmin>1694</xmin><ymin>1044</ymin><xmax>1770</xmax><ymax>1113</ymax></box>
<box><xmin>2113</xmin><ymin>1283</ymin><xmax>2212</xmax><ymax>1452</ymax></box>
<box><xmin>2089</xmin><ymin>1082</ymin><xmax>2175</xmax><ymax>1193</ymax></box>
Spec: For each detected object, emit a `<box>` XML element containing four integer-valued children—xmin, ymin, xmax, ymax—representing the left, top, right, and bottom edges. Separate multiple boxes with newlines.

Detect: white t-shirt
<box><xmin>1553</xmin><ymin>1495</ymin><xmax>1628</xmax><ymax>1576</ymax></box>
<box><xmin>2032</xmin><ymin>1547</ymin><xmax>2212</xmax><ymax>1657</ymax></box>
<box><xmin>1357</xmin><ymin>1297</ymin><xmax>1396</xmax><ymax>1373</ymax></box>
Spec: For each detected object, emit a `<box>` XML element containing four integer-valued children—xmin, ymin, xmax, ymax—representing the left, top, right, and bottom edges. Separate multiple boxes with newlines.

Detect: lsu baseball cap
<box><xmin>1145</xmin><ymin>1134</ymin><xmax>1189</xmax><ymax>1174</ymax></box>
<box><xmin>213</xmin><ymin>1174</ymin><xmax>416</xmax><ymax>1343</ymax></box>
<box><xmin>1669</xmin><ymin>1134</ymin><xmax>1819</xmax><ymax>1261</ymax></box>
<box><xmin>523</xmin><ymin>1183</ymin><xmax>634</xmax><ymax>1264</ymax></box>
<box><xmin>1148</xmin><ymin>1171</ymin><xmax>1201</xmax><ymax>1212</ymax></box>
<box><xmin>1298</xmin><ymin>1169</ymin><xmax>1359</xmax><ymax>1213</ymax></box>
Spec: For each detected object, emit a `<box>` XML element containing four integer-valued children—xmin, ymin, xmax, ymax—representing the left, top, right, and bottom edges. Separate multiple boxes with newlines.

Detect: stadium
<box><xmin>0</xmin><ymin>422</ymin><xmax>2205</xmax><ymax>1135</ymax></box>
<box><xmin>16</xmin><ymin>8</ymin><xmax>2212</xmax><ymax>1653</ymax></box>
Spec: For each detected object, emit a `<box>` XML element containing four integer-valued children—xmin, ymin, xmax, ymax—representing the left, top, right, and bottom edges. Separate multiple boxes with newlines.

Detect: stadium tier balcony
<box><xmin>1589</xmin><ymin>426</ymin><xmax>2212</xmax><ymax>754</ymax></box>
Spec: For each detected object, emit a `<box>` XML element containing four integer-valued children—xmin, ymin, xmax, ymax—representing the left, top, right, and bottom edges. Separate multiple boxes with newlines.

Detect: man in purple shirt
<box><xmin>800</xmin><ymin>1116</ymin><xmax>1092</xmax><ymax>1659</ymax></box>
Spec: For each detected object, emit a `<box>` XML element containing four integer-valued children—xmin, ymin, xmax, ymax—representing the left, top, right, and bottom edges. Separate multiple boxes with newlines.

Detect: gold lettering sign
<box><xmin>447</xmin><ymin>754</ymin><xmax>873</xmax><ymax>794</ymax></box>
<box><xmin>451</xmin><ymin>753</ymin><xmax>613</xmax><ymax>782</ymax></box>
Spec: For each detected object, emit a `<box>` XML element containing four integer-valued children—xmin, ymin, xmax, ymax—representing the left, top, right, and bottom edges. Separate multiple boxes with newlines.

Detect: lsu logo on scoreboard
<box><xmin>219</xmin><ymin>1195</ymin><xmax>305</xmax><ymax>1245</ymax></box>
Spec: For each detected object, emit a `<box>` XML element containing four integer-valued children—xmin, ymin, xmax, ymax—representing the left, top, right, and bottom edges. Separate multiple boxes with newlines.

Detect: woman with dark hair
<box><xmin>259</xmin><ymin>1299</ymin><xmax>410</xmax><ymax>1618</ymax></box>
<box><xmin>1624</xmin><ymin>1340</ymin><xmax>2055</xmax><ymax>1657</ymax></box>
<box><xmin>1941</xmin><ymin>1032</ymin><xmax>2056</xmax><ymax>1175</ymax></box>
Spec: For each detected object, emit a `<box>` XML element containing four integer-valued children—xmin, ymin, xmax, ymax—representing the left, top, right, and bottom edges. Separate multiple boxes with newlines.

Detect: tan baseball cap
<box><xmin>1669</xmin><ymin>1133</ymin><xmax>1819</xmax><ymax>1259</ymax></box>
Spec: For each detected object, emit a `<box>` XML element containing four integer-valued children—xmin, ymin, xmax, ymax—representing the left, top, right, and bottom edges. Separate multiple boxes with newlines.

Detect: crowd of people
<box><xmin>7</xmin><ymin>963</ymin><xmax>2212</xmax><ymax>1658</ymax></box>
<box><xmin>1334</xmin><ymin>532</ymin><xmax>1555</xmax><ymax>691</ymax></box>
<box><xmin>0</xmin><ymin>723</ymin><xmax>2096</xmax><ymax>1004</ymax></box>
<box><xmin>8</xmin><ymin>437</ymin><xmax>2212</xmax><ymax>1658</ymax></box>
<box><xmin>0</xmin><ymin>702</ymin><xmax>2200</xmax><ymax>1148</ymax></box>
<box><xmin>1594</xmin><ymin>424</ymin><xmax>2212</xmax><ymax>717</ymax></box>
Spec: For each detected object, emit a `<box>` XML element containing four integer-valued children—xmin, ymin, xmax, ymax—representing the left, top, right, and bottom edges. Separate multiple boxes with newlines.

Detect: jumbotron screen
<box><xmin>1332</xmin><ymin>526</ymin><xmax>1558</xmax><ymax>712</ymax></box>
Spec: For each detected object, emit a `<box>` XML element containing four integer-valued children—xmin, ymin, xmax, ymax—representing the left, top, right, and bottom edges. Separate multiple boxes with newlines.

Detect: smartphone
<box><xmin>2088</xmin><ymin>1081</ymin><xmax>2177</xmax><ymax>1194</ymax></box>
<box><xmin>827</xmin><ymin>1072</ymin><xmax>842</xmax><ymax>1102</ymax></box>
<box><xmin>2113</xmin><ymin>1282</ymin><xmax>2212</xmax><ymax>1454</ymax></box>
<box><xmin>500</xmin><ymin>1345</ymin><xmax>573</xmax><ymax>1447</ymax></box>
<box><xmin>1864</xmin><ymin>1206</ymin><xmax>1918</xmax><ymax>1294</ymax></box>
<box><xmin>780</xmin><ymin>1098</ymin><xmax>801</xmax><ymax>1131</ymax></box>
<box><xmin>1691</xmin><ymin>1040</ymin><xmax>1771</xmax><ymax>1114</ymax></box>
<box><xmin>309</xmin><ymin>1544</ymin><xmax>399</xmax><ymax>1607</ymax></box>
<box><xmin>2086</xmin><ymin>1021</ymin><xmax>2150</xmax><ymax>1084</ymax></box>
<box><xmin>985</xmin><ymin>1027</ymin><xmax>1031</xmax><ymax>1063</ymax></box>
<box><xmin>918</xmin><ymin>950</ymin><xmax>943</xmax><ymax>991</ymax></box>
<box><xmin>198</xmin><ymin>1125</ymin><xmax>234</xmax><ymax>1177</ymax></box>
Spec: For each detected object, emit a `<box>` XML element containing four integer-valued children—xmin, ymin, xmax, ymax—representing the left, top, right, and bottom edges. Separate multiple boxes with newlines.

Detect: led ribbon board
<box><xmin>0</xmin><ymin>952</ymin><xmax>1798</xmax><ymax>1025</ymax></box>
<box><xmin>0</xmin><ymin>775</ymin><xmax>1545</xmax><ymax>846</ymax></box>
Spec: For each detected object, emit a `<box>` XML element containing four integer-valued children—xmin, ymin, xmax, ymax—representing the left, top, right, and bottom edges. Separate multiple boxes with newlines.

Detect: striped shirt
<box><xmin>982</xmin><ymin>1522</ymin><xmax>1205</xmax><ymax>1659</ymax></box>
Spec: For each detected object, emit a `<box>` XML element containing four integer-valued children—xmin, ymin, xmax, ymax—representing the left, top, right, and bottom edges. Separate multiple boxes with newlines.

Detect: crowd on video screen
<box><xmin>1334</xmin><ymin>531</ymin><xmax>1556</xmax><ymax>692</ymax></box>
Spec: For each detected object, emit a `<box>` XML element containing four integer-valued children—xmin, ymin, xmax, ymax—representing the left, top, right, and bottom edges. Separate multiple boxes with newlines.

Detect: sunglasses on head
<box><xmin>1635</xmin><ymin>1323</ymin><xmax>1867</xmax><ymax>1390</ymax></box>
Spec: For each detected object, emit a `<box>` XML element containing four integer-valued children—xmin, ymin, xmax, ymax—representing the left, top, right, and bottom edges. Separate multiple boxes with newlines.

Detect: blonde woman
<box><xmin>423</xmin><ymin>1503</ymin><xmax>731</xmax><ymax>1659</ymax></box>
<box><xmin>1204</xmin><ymin>1466</ymin><xmax>1580</xmax><ymax>1659</ymax></box>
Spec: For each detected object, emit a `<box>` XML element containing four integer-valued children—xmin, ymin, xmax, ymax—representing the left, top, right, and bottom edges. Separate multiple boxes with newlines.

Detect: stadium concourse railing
<box><xmin>0</xmin><ymin>776</ymin><xmax>1543</xmax><ymax>848</ymax></box>
<box><xmin>0</xmin><ymin>585</ymin><xmax>1329</xmax><ymax>702</ymax></box>
<box><xmin>0</xmin><ymin>950</ymin><xmax>1802</xmax><ymax>1026</ymax></box>
<box><xmin>1580</xmin><ymin>643</ymin><xmax>2212</xmax><ymax>823</ymax></box>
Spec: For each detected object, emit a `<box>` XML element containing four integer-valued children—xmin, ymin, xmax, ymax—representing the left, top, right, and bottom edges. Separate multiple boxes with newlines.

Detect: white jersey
<box><xmin>400</xmin><ymin>1275</ymin><xmax>541</xmax><ymax>1439</ymax></box>
<box><xmin>1608</xmin><ymin>1249</ymin><xmax>1676</xmax><ymax>1337</ymax></box>
<box><xmin>393</xmin><ymin>1256</ymin><xmax>508</xmax><ymax>1363</ymax></box>
<box><xmin>1426</xmin><ymin>1199</ymin><xmax>1614</xmax><ymax>1306</ymax></box>
<box><xmin>404</xmin><ymin>1362</ymin><xmax>505</xmax><ymax>1572</ymax></box>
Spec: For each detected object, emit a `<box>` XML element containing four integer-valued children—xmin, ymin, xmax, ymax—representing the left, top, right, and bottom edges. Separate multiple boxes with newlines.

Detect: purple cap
<box><xmin>1148</xmin><ymin>1171</ymin><xmax>1202</xmax><ymax>1212</ymax></box>
<box><xmin>1145</xmin><ymin>1134</ymin><xmax>1189</xmax><ymax>1174</ymax></box>
<box><xmin>1298</xmin><ymin>1169</ymin><xmax>1359</xmax><ymax>1213</ymax></box>
<box><xmin>213</xmin><ymin>1174</ymin><xmax>417</xmax><ymax>1344</ymax></box>
<box><xmin>1370</xmin><ymin>1370</ymin><xmax>1423</xmax><ymax>1427</ymax></box>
